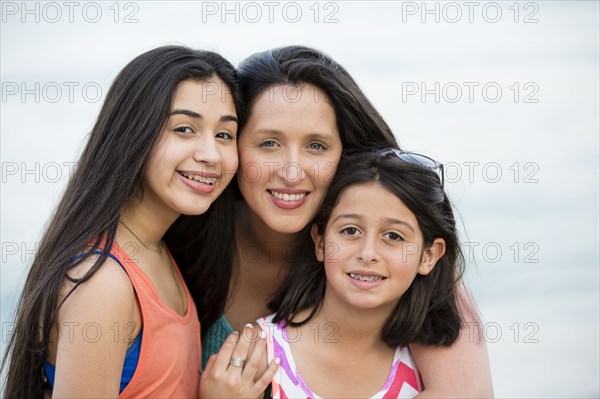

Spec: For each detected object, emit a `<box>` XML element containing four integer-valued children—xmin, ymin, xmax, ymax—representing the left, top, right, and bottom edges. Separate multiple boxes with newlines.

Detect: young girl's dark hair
<box><xmin>1</xmin><ymin>45</ymin><xmax>240</xmax><ymax>398</ymax></box>
<box><xmin>272</xmin><ymin>149</ymin><xmax>465</xmax><ymax>347</ymax></box>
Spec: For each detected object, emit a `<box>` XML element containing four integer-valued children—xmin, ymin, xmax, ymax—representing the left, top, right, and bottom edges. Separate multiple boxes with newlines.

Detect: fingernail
<box><xmin>260</xmin><ymin>330</ymin><xmax>267</xmax><ymax>339</ymax></box>
<box><xmin>274</xmin><ymin>357</ymin><xmax>280</xmax><ymax>365</ymax></box>
<box><xmin>232</xmin><ymin>331</ymin><xmax>239</xmax><ymax>335</ymax></box>
<box><xmin>244</xmin><ymin>323</ymin><xmax>254</xmax><ymax>329</ymax></box>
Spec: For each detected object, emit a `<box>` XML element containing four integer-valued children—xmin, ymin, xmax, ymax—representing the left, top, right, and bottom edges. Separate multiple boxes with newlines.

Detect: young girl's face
<box><xmin>237</xmin><ymin>84</ymin><xmax>342</xmax><ymax>234</ymax></box>
<box><xmin>143</xmin><ymin>77</ymin><xmax>239</xmax><ymax>218</ymax></box>
<box><xmin>312</xmin><ymin>182</ymin><xmax>441</xmax><ymax>314</ymax></box>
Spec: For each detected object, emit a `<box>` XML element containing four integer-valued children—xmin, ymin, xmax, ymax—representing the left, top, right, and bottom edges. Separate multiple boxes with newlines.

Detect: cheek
<box><xmin>221</xmin><ymin>147</ymin><xmax>239</xmax><ymax>176</ymax></box>
<box><xmin>238</xmin><ymin>160</ymin><xmax>267</xmax><ymax>186</ymax></box>
<box><xmin>311</xmin><ymin>157</ymin><xmax>339</xmax><ymax>188</ymax></box>
<box><xmin>237</xmin><ymin>148</ymin><xmax>260</xmax><ymax>181</ymax></box>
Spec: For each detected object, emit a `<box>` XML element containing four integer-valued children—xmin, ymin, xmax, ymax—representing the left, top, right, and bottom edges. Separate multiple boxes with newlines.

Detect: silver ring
<box><xmin>230</xmin><ymin>357</ymin><xmax>246</xmax><ymax>368</ymax></box>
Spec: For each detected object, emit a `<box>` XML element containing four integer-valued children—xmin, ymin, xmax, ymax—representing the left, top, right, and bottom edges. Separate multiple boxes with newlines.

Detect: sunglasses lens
<box><xmin>395</xmin><ymin>152</ymin><xmax>439</xmax><ymax>170</ymax></box>
<box><xmin>379</xmin><ymin>149</ymin><xmax>444</xmax><ymax>193</ymax></box>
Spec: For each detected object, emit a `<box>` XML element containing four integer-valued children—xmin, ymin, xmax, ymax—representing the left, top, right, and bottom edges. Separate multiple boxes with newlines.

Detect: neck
<box><xmin>120</xmin><ymin>196</ymin><xmax>179</xmax><ymax>249</ymax></box>
<box><xmin>310</xmin><ymin>289</ymin><xmax>393</xmax><ymax>350</ymax></box>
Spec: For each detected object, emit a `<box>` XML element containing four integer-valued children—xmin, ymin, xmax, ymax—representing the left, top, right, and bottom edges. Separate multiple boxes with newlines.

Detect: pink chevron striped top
<box><xmin>257</xmin><ymin>314</ymin><xmax>421</xmax><ymax>399</ymax></box>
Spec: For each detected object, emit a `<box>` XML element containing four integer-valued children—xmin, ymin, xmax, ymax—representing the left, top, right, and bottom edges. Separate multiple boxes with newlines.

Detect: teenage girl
<box><xmin>1</xmin><ymin>45</ymin><xmax>277</xmax><ymax>398</ymax></box>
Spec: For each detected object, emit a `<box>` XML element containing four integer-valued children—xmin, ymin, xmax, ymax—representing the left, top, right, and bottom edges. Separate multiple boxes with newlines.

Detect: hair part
<box><xmin>272</xmin><ymin>150</ymin><xmax>466</xmax><ymax>347</ymax></box>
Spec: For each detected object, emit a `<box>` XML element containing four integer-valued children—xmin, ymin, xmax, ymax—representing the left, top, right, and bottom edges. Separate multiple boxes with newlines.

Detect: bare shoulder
<box><xmin>51</xmin><ymin>254</ymin><xmax>140</xmax><ymax>397</ymax></box>
<box><xmin>57</xmin><ymin>253</ymin><xmax>138</xmax><ymax>325</ymax></box>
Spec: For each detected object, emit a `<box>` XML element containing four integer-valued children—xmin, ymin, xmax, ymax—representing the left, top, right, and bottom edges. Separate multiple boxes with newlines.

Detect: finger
<box><xmin>202</xmin><ymin>354</ymin><xmax>216</xmax><ymax>376</ymax></box>
<box><xmin>252</xmin><ymin>357</ymin><xmax>280</xmax><ymax>393</ymax></box>
<box><xmin>241</xmin><ymin>329</ymin><xmax>267</xmax><ymax>381</ymax></box>
<box><xmin>244</xmin><ymin>322</ymin><xmax>262</xmax><ymax>366</ymax></box>
<box><xmin>213</xmin><ymin>331</ymin><xmax>239</xmax><ymax>373</ymax></box>
<box><xmin>229</xmin><ymin>323</ymin><xmax>256</xmax><ymax>370</ymax></box>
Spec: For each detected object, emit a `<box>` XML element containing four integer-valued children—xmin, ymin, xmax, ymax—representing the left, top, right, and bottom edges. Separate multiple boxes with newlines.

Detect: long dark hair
<box><xmin>272</xmin><ymin>150</ymin><xmax>465</xmax><ymax>347</ymax></box>
<box><xmin>197</xmin><ymin>45</ymin><xmax>401</xmax><ymax>334</ymax></box>
<box><xmin>1</xmin><ymin>45</ymin><xmax>240</xmax><ymax>398</ymax></box>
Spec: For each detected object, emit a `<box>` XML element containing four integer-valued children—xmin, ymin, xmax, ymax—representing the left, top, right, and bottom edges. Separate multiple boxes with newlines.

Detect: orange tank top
<box><xmin>110</xmin><ymin>242</ymin><xmax>201</xmax><ymax>399</ymax></box>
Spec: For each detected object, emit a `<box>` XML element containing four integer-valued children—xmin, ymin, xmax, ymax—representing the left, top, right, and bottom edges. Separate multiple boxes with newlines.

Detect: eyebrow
<box><xmin>332</xmin><ymin>214</ymin><xmax>415</xmax><ymax>233</ymax></box>
<box><xmin>170</xmin><ymin>109</ymin><xmax>238</xmax><ymax>124</ymax></box>
<box><xmin>384</xmin><ymin>217</ymin><xmax>415</xmax><ymax>233</ymax></box>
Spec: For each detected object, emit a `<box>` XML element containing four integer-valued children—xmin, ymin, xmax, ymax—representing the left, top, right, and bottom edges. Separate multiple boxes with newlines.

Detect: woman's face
<box><xmin>237</xmin><ymin>84</ymin><xmax>342</xmax><ymax>234</ymax></box>
<box><xmin>143</xmin><ymin>77</ymin><xmax>238</xmax><ymax>219</ymax></box>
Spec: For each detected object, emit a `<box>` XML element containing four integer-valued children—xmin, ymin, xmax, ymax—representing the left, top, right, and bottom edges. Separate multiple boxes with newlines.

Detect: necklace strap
<box><xmin>119</xmin><ymin>221</ymin><xmax>163</xmax><ymax>254</ymax></box>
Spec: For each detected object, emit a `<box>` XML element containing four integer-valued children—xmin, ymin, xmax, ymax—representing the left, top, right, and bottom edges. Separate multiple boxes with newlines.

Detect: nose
<box><xmin>193</xmin><ymin>133</ymin><xmax>221</xmax><ymax>165</ymax></box>
<box><xmin>276</xmin><ymin>148</ymin><xmax>307</xmax><ymax>183</ymax></box>
<box><xmin>357</xmin><ymin>234</ymin><xmax>381</xmax><ymax>264</ymax></box>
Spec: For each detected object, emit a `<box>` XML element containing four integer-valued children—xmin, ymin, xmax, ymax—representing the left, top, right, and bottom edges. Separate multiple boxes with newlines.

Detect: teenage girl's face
<box><xmin>237</xmin><ymin>84</ymin><xmax>342</xmax><ymax>234</ymax></box>
<box><xmin>312</xmin><ymin>182</ymin><xmax>443</xmax><ymax>314</ymax></box>
<box><xmin>143</xmin><ymin>77</ymin><xmax>238</xmax><ymax>218</ymax></box>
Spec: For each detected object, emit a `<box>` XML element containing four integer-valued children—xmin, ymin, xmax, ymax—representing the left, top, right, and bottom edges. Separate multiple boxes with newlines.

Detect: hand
<box><xmin>199</xmin><ymin>323</ymin><xmax>280</xmax><ymax>398</ymax></box>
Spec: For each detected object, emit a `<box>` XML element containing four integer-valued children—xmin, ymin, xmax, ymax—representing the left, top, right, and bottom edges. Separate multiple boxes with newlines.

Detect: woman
<box><xmin>171</xmin><ymin>45</ymin><xmax>493</xmax><ymax>396</ymax></box>
<box><xmin>1</xmin><ymin>45</ymin><xmax>276</xmax><ymax>399</ymax></box>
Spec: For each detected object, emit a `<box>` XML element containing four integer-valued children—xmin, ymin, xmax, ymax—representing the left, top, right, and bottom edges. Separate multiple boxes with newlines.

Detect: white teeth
<box><xmin>349</xmin><ymin>273</ymin><xmax>384</xmax><ymax>282</ymax></box>
<box><xmin>270</xmin><ymin>191</ymin><xmax>306</xmax><ymax>201</ymax></box>
<box><xmin>180</xmin><ymin>172</ymin><xmax>217</xmax><ymax>185</ymax></box>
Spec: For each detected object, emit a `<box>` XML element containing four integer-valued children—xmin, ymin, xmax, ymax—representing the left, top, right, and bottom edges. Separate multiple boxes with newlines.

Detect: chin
<box><xmin>177</xmin><ymin>201</ymin><xmax>213</xmax><ymax>216</ymax></box>
<box><xmin>267</xmin><ymin>219</ymin><xmax>309</xmax><ymax>235</ymax></box>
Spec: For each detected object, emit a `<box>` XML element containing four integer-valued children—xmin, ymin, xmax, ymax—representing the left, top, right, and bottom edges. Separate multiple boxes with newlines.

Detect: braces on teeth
<box><xmin>181</xmin><ymin>172</ymin><xmax>216</xmax><ymax>185</ymax></box>
<box><xmin>349</xmin><ymin>273</ymin><xmax>384</xmax><ymax>282</ymax></box>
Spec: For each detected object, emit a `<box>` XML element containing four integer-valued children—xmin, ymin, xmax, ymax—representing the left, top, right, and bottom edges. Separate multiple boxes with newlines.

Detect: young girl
<box><xmin>1</xmin><ymin>45</ymin><xmax>276</xmax><ymax>398</ymax></box>
<box><xmin>258</xmin><ymin>148</ymin><xmax>467</xmax><ymax>398</ymax></box>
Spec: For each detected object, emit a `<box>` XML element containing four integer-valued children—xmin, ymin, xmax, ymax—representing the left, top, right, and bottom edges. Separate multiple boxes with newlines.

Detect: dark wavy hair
<box><xmin>196</xmin><ymin>45</ymin><xmax>401</xmax><ymax>334</ymax></box>
<box><xmin>237</xmin><ymin>45</ymin><xmax>398</xmax><ymax>149</ymax></box>
<box><xmin>271</xmin><ymin>150</ymin><xmax>465</xmax><ymax>347</ymax></box>
<box><xmin>1</xmin><ymin>45</ymin><xmax>240</xmax><ymax>398</ymax></box>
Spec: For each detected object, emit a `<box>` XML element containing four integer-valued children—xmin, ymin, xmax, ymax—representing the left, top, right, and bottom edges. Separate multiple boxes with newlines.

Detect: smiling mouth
<box><xmin>179</xmin><ymin>172</ymin><xmax>217</xmax><ymax>185</ymax></box>
<box><xmin>348</xmin><ymin>273</ymin><xmax>386</xmax><ymax>282</ymax></box>
<box><xmin>268</xmin><ymin>190</ymin><xmax>308</xmax><ymax>201</ymax></box>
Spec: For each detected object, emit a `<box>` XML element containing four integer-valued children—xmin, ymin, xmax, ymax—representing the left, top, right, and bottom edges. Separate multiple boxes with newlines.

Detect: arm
<box><xmin>411</xmin><ymin>285</ymin><xmax>494</xmax><ymax>398</ymax></box>
<box><xmin>51</xmin><ymin>256</ymin><xmax>138</xmax><ymax>398</ymax></box>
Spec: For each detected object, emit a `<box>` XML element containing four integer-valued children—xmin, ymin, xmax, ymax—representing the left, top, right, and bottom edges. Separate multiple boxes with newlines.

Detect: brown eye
<box><xmin>385</xmin><ymin>232</ymin><xmax>403</xmax><ymax>241</ymax></box>
<box><xmin>216</xmin><ymin>131</ymin><xmax>234</xmax><ymax>141</ymax></box>
<box><xmin>342</xmin><ymin>227</ymin><xmax>359</xmax><ymax>236</ymax></box>
<box><xmin>174</xmin><ymin>126</ymin><xmax>193</xmax><ymax>135</ymax></box>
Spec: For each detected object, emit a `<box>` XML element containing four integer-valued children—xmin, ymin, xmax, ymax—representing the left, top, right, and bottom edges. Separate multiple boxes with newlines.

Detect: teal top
<box><xmin>202</xmin><ymin>315</ymin><xmax>234</xmax><ymax>369</ymax></box>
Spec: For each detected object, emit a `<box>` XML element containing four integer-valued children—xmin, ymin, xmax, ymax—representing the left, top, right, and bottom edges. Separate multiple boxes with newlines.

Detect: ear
<box><xmin>417</xmin><ymin>238</ymin><xmax>446</xmax><ymax>276</ymax></box>
<box><xmin>310</xmin><ymin>224</ymin><xmax>325</xmax><ymax>262</ymax></box>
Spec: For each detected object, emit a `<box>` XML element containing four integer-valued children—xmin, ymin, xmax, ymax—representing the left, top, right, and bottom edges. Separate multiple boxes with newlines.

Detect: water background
<box><xmin>1</xmin><ymin>1</ymin><xmax>598</xmax><ymax>396</ymax></box>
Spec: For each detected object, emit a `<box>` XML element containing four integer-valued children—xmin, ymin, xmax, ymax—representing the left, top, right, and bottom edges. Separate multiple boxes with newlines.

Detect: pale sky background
<box><xmin>1</xmin><ymin>1</ymin><xmax>599</xmax><ymax>397</ymax></box>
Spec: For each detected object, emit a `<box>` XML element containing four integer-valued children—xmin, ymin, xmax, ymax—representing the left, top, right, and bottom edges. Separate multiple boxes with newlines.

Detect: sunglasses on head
<box><xmin>378</xmin><ymin>148</ymin><xmax>445</xmax><ymax>193</ymax></box>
